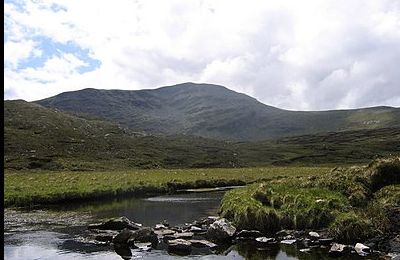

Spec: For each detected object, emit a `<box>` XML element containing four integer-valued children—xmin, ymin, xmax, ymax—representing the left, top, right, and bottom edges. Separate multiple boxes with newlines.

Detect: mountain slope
<box><xmin>35</xmin><ymin>83</ymin><xmax>400</xmax><ymax>140</ymax></box>
<box><xmin>4</xmin><ymin>100</ymin><xmax>400</xmax><ymax>170</ymax></box>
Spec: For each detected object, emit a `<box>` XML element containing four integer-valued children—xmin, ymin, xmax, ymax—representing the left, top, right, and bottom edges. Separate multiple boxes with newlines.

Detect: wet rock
<box><xmin>283</xmin><ymin>235</ymin><xmax>295</xmax><ymax>240</ymax></box>
<box><xmin>189</xmin><ymin>239</ymin><xmax>218</xmax><ymax>248</ymax></box>
<box><xmin>113</xmin><ymin>228</ymin><xmax>134</xmax><ymax>244</ymax></box>
<box><xmin>155</xmin><ymin>224</ymin><xmax>167</xmax><ymax>230</ymax></box>
<box><xmin>161</xmin><ymin>220</ymin><xmax>169</xmax><ymax>227</ymax></box>
<box><xmin>190</xmin><ymin>226</ymin><xmax>204</xmax><ymax>232</ymax></box>
<box><xmin>128</xmin><ymin>227</ymin><xmax>158</xmax><ymax>247</ymax></box>
<box><xmin>114</xmin><ymin>244</ymin><xmax>132</xmax><ymax>260</ymax></box>
<box><xmin>202</xmin><ymin>216</ymin><xmax>219</xmax><ymax>225</ymax></box>
<box><xmin>280</xmin><ymin>239</ymin><xmax>297</xmax><ymax>245</ymax></box>
<box><xmin>167</xmin><ymin>239</ymin><xmax>192</xmax><ymax>254</ymax></box>
<box><xmin>235</xmin><ymin>230</ymin><xmax>263</xmax><ymax>240</ymax></box>
<box><xmin>154</xmin><ymin>229</ymin><xmax>175</xmax><ymax>238</ymax></box>
<box><xmin>355</xmin><ymin>243</ymin><xmax>371</xmax><ymax>256</ymax></box>
<box><xmin>89</xmin><ymin>216</ymin><xmax>142</xmax><ymax>231</ymax></box>
<box><xmin>308</xmin><ymin>231</ymin><xmax>320</xmax><ymax>238</ymax></box>
<box><xmin>329</xmin><ymin>243</ymin><xmax>348</xmax><ymax>257</ymax></box>
<box><xmin>255</xmin><ymin>237</ymin><xmax>277</xmax><ymax>246</ymax></box>
<box><xmin>134</xmin><ymin>242</ymin><xmax>152</xmax><ymax>251</ymax></box>
<box><xmin>206</xmin><ymin>218</ymin><xmax>236</xmax><ymax>243</ymax></box>
<box><xmin>94</xmin><ymin>230</ymin><xmax>119</xmax><ymax>242</ymax></box>
<box><xmin>173</xmin><ymin>232</ymin><xmax>194</xmax><ymax>239</ymax></box>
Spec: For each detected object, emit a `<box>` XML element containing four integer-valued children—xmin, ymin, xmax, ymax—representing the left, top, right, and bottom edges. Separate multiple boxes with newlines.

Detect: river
<box><xmin>4</xmin><ymin>190</ymin><xmax>362</xmax><ymax>260</ymax></box>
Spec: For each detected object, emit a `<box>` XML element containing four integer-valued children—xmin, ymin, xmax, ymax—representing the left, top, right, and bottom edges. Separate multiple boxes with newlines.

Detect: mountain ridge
<box><xmin>34</xmin><ymin>82</ymin><xmax>400</xmax><ymax>140</ymax></box>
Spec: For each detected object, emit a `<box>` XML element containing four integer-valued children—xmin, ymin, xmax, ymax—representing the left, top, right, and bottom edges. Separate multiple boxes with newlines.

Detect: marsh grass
<box><xmin>221</xmin><ymin>157</ymin><xmax>400</xmax><ymax>241</ymax></box>
<box><xmin>4</xmin><ymin>166</ymin><xmax>327</xmax><ymax>207</ymax></box>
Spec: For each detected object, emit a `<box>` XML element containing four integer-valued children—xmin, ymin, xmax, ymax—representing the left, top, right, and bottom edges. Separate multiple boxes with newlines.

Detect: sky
<box><xmin>4</xmin><ymin>0</ymin><xmax>400</xmax><ymax>111</ymax></box>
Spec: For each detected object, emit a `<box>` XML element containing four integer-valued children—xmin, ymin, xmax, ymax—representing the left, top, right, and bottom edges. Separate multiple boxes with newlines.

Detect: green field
<box><xmin>4</xmin><ymin>166</ymin><xmax>330</xmax><ymax>207</ymax></box>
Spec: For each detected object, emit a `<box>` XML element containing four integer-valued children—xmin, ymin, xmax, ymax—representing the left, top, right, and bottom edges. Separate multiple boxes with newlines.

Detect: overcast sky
<box><xmin>4</xmin><ymin>0</ymin><xmax>400</xmax><ymax>110</ymax></box>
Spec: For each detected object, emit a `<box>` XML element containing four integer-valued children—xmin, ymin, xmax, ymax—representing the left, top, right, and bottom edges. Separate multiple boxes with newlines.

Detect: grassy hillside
<box><xmin>36</xmin><ymin>82</ymin><xmax>400</xmax><ymax>140</ymax></box>
<box><xmin>4</xmin><ymin>100</ymin><xmax>400</xmax><ymax>171</ymax></box>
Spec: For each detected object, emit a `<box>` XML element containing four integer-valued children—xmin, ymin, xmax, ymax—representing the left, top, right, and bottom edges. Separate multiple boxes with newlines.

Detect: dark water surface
<box><xmin>4</xmin><ymin>191</ymin><xmax>365</xmax><ymax>260</ymax></box>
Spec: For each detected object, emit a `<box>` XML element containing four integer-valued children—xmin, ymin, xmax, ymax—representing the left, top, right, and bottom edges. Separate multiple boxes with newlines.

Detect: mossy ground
<box><xmin>220</xmin><ymin>157</ymin><xmax>400</xmax><ymax>242</ymax></box>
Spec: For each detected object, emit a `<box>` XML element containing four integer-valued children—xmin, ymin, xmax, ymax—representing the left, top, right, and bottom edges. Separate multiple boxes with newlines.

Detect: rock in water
<box><xmin>355</xmin><ymin>243</ymin><xmax>371</xmax><ymax>256</ymax></box>
<box><xmin>329</xmin><ymin>243</ymin><xmax>347</xmax><ymax>257</ymax></box>
<box><xmin>189</xmin><ymin>239</ymin><xmax>218</xmax><ymax>248</ymax></box>
<box><xmin>280</xmin><ymin>239</ymin><xmax>297</xmax><ymax>245</ymax></box>
<box><xmin>206</xmin><ymin>218</ymin><xmax>236</xmax><ymax>243</ymax></box>
<box><xmin>308</xmin><ymin>231</ymin><xmax>320</xmax><ymax>239</ymax></box>
<box><xmin>235</xmin><ymin>230</ymin><xmax>263</xmax><ymax>240</ymax></box>
<box><xmin>113</xmin><ymin>228</ymin><xmax>134</xmax><ymax>244</ymax></box>
<box><xmin>167</xmin><ymin>239</ymin><xmax>192</xmax><ymax>254</ymax></box>
<box><xmin>128</xmin><ymin>227</ymin><xmax>158</xmax><ymax>247</ymax></box>
<box><xmin>89</xmin><ymin>216</ymin><xmax>142</xmax><ymax>231</ymax></box>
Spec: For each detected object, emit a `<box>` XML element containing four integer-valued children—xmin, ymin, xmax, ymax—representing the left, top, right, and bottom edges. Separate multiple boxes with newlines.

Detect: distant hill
<box><xmin>36</xmin><ymin>83</ymin><xmax>400</xmax><ymax>140</ymax></box>
<box><xmin>4</xmin><ymin>100</ymin><xmax>400</xmax><ymax>170</ymax></box>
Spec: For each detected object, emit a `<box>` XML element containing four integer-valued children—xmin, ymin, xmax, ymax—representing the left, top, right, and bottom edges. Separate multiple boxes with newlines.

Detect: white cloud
<box><xmin>3</xmin><ymin>0</ymin><xmax>400</xmax><ymax>110</ymax></box>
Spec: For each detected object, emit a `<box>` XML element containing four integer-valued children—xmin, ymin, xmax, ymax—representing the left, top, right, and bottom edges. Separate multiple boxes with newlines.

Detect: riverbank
<box><xmin>4</xmin><ymin>166</ymin><xmax>329</xmax><ymax>207</ymax></box>
<box><xmin>220</xmin><ymin>157</ymin><xmax>400</xmax><ymax>253</ymax></box>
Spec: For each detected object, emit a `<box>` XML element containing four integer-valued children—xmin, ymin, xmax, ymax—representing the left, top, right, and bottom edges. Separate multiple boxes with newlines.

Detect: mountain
<box><xmin>4</xmin><ymin>100</ymin><xmax>239</xmax><ymax>170</ymax></box>
<box><xmin>4</xmin><ymin>100</ymin><xmax>399</xmax><ymax>171</ymax></box>
<box><xmin>36</xmin><ymin>83</ymin><xmax>400</xmax><ymax>140</ymax></box>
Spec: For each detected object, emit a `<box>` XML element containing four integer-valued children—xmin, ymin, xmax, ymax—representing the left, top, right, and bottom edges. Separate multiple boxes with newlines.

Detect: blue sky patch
<box><xmin>15</xmin><ymin>36</ymin><xmax>101</xmax><ymax>73</ymax></box>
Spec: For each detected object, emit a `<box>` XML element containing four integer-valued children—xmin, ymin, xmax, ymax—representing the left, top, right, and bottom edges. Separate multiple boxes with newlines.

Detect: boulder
<box><xmin>167</xmin><ymin>239</ymin><xmax>192</xmax><ymax>254</ymax></box>
<box><xmin>329</xmin><ymin>243</ymin><xmax>348</xmax><ymax>257</ymax></box>
<box><xmin>113</xmin><ymin>228</ymin><xmax>134</xmax><ymax>244</ymax></box>
<box><xmin>355</xmin><ymin>243</ymin><xmax>371</xmax><ymax>256</ymax></box>
<box><xmin>89</xmin><ymin>216</ymin><xmax>142</xmax><ymax>231</ymax></box>
<box><xmin>114</xmin><ymin>244</ymin><xmax>132</xmax><ymax>260</ymax></box>
<box><xmin>94</xmin><ymin>230</ymin><xmax>119</xmax><ymax>242</ymax></box>
<box><xmin>206</xmin><ymin>218</ymin><xmax>236</xmax><ymax>243</ymax></box>
<box><xmin>129</xmin><ymin>227</ymin><xmax>158</xmax><ymax>247</ymax></box>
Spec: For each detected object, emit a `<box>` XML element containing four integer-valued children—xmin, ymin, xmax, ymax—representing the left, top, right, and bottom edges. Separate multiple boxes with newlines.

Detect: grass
<box><xmin>4</xmin><ymin>166</ymin><xmax>329</xmax><ymax>208</ymax></box>
<box><xmin>220</xmin><ymin>157</ymin><xmax>400</xmax><ymax>242</ymax></box>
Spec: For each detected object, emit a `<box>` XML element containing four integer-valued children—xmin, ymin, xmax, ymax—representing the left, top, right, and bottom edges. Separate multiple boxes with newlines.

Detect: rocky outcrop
<box><xmin>88</xmin><ymin>216</ymin><xmax>142</xmax><ymax>231</ymax></box>
<box><xmin>206</xmin><ymin>218</ymin><xmax>236</xmax><ymax>243</ymax></box>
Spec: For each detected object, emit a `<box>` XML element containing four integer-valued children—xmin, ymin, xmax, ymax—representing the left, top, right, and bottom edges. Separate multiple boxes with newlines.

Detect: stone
<box><xmin>235</xmin><ymin>230</ymin><xmax>263</xmax><ymax>240</ymax></box>
<box><xmin>206</xmin><ymin>218</ymin><xmax>236</xmax><ymax>243</ymax></box>
<box><xmin>114</xmin><ymin>244</ymin><xmax>132</xmax><ymax>260</ymax></box>
<box><xmin>155</xmin><ymin>224</ymin><xmax>166</xmax><ymax>230</ymax></box>
<box><xmin>255</xmin><ymin>237</ymin><xmax>276</xmax><ymax>245</ymax></box>
<box><xmin>94</xmin><ymin>230</ymin><xmax>119</xmax><ymax>242</ymax></box>
<box><xmin>190</xmin><ymin>226</ymin><xmax>204</xmax><ymax>232</ymax></box>
<box><xmin>154</xmin><ymin>229</ymin><xmax>175</xmax><ymax>237</ymax></box>
<box><xmin>174</xmin><ymin>232</ymin><xmax>194</xmax><ymax>239</ymax></box>
<box><xmin>189</xmin><ymin>239</ymin><xmax>218</xmax><ymax>248</ymax></box>
<box><xmin>89</xmin><ymin>216</ymin><xmax>142</xmax><ymax>231</ymax></box>
<box><xmin>280</xmin><ymin>239</ymin><xmax>297</xmax><ymax>245</ymax></box>
<box><xmin>355</xmin><ymin>243</ymin><xmax>371</xmax><ymax>256</ymax></box>
<box><xmin>300</xmin><ymin>248</ymin><xmax>312</xmax><ymax>253</ymax></box>
<box><xmin>134</xmin><ymin>242</ymin><xmax>152</xmax><ymax>251</ymax></box>
<box><xmin>167</xmin><ymin>239</ymin><xmax>192</xmax><ymax>253</ymax></box>
<box><xmin>113</xmin><ymin>228</ymin><xmax>134</xmax><ymax>244</ymax></box>
<box><xmin>129</xmin><ymin>227</ymin><xmax>158</xmax><ymax>247</ymax></box>
<box><xmin>329</xmin><ymin>243</ymin><xmax>348</xmax><ymax>257</ymax></box>
<box><xmin>308</xmin><ymin>231</ymin><xmax>320</xmax><ymax>239</ymax></box>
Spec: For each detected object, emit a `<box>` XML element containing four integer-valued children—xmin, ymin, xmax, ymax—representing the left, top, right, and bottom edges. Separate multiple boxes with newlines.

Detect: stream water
<box><xmin>4</xmin><ymin>191</ymin><xmax>366</xmax><ymax>260</ymax></box>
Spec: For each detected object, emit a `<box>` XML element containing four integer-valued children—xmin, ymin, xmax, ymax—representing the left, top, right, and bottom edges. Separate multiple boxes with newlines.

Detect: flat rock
<box><xmin>154</xmin><ymin>229</ymin><xmax>175</xmax><ymax>237</ymax></box>
<box><xmin>280</xmin><ymin>239</ymin><xmax>297</xmax><ymax>245</ymax></box>
<box><xmin>255</xmin><ymin>237</ymin><xmax>276</xmax><ymax>244</ymax></box>
<box><xmin>189</xmin><ymin>239</ymin><xmax>218</xmax><ymax>248</ymax></box>
<box><xmin>235</xmin><ymin>230</ymin><xmax>263</xmax><ymax>240</ymax></box>
<box><xmin>167</xmin><ymin>239</ymin><xmax>192</xmax><ymax>253</ymax></box>
<box><xmin>308</xmin><ymin>231</ymin><xmax>320</xmax><ymax>239</ymax></box>
<box><xmin>190</xmin><ymin>226</ymin><xmax>205</xmax><ymax>232</ymax></box>
<box><xmin>89</xmin><ymin>216</ymin><xmax>142</xmax><ymax>231</ymax></box>
<box><xmin>134</xmin><ymin>242</ymin><xmax>152</xmax><ymax>251</ymax></box>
